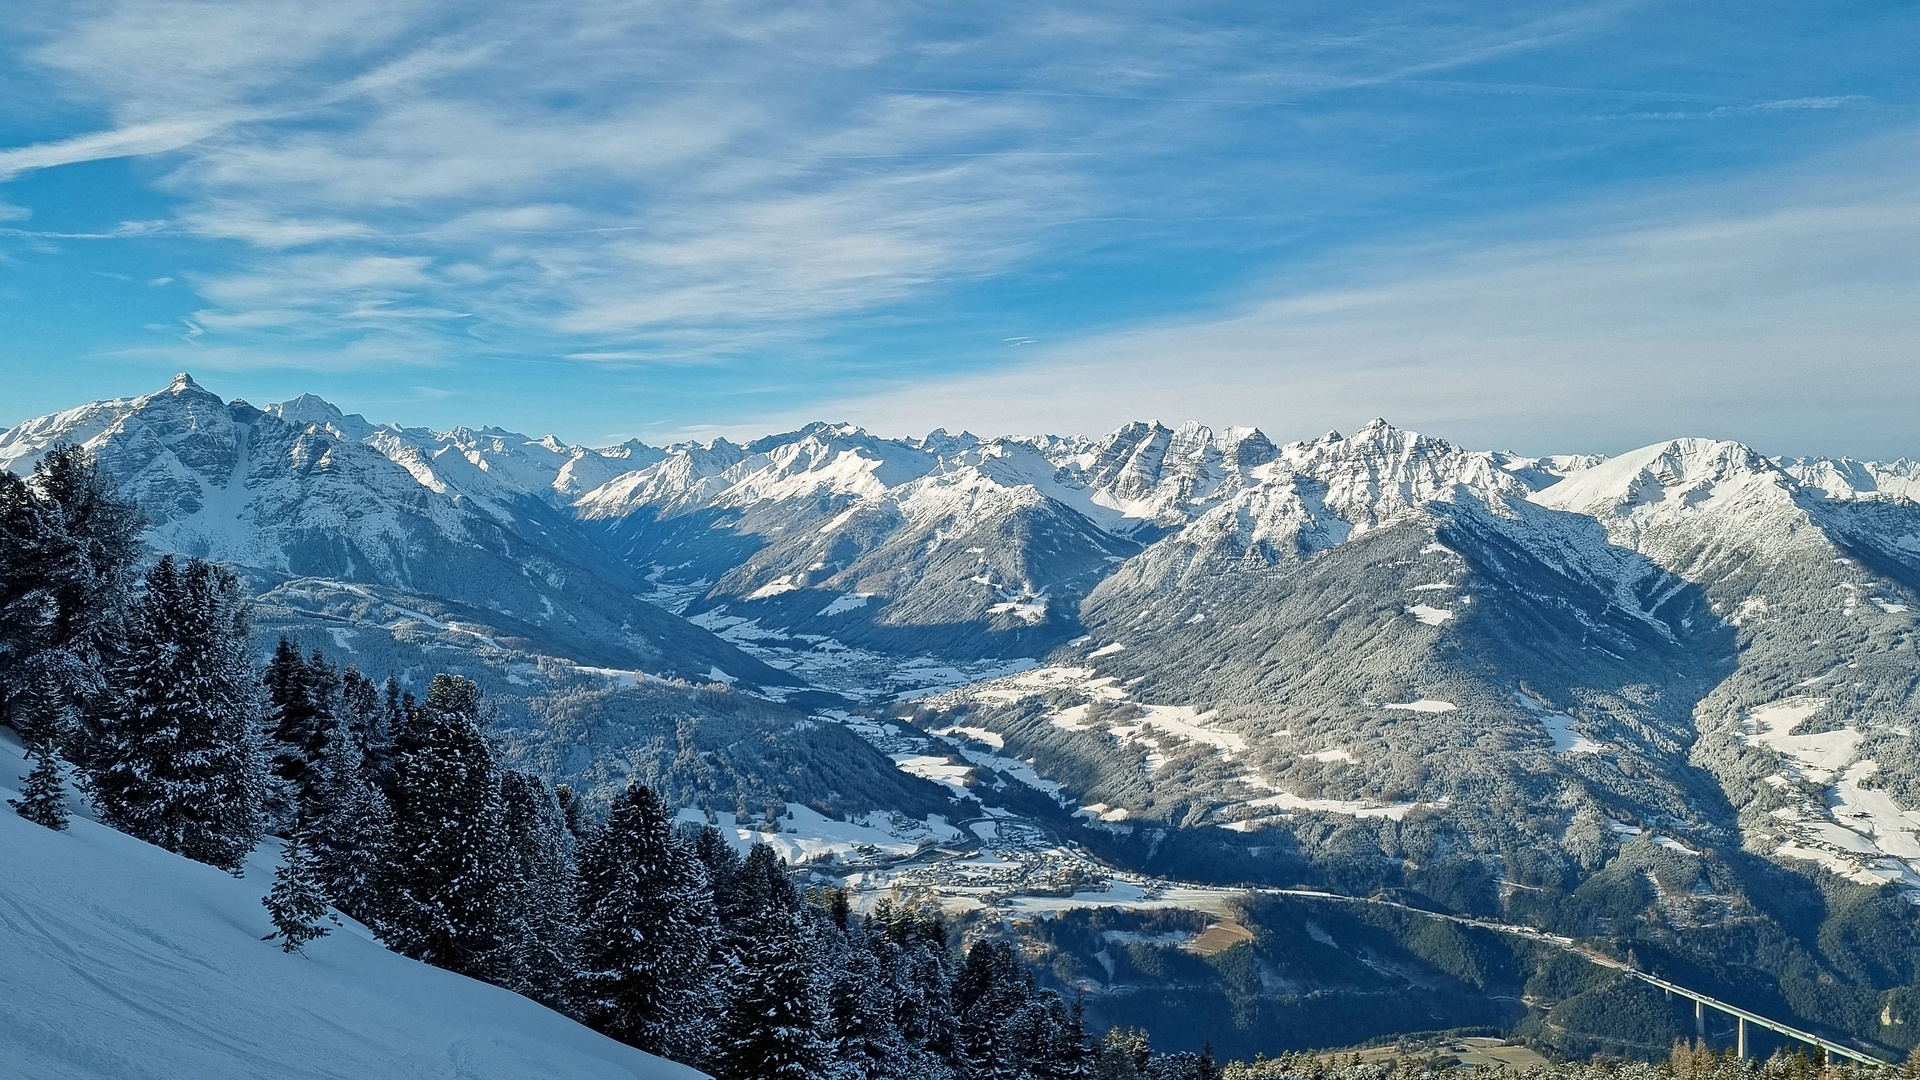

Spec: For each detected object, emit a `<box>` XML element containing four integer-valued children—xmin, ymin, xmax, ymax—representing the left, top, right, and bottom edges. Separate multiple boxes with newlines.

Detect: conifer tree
<box><xmin>869</xmin><ymin>900</ymin><xmax>959</xmax><ymax>1063</ymax></box>
<box><xmin>10</xmin><ymin>732</ymin><xmax>70</xmax><ymax>830</ymax></box>
<box><xmin>308</xmin><ymin>715</ymin><xmax>392</xmax><ymax>923</ymax></box>
<box><xmin>576</xmin><ymin>783</ymin><xmax>715</xmax><ymax>1056</ymax></box>
<box><xmin>85</xmin><ymin>555</ymin><xmax>266</xmax><ymax>872</ymax></box>
<box><xmin>263</xmin><ymin>639</ymin><xmax>340</xmax><ymax>821</ymax></box>
<box><xmin>263</xmin><ymin>828</ymin><xmax>335</xmax><ymax>954</ymax></box>
<box><xmin>716</xmin><ymin>908</ymin><xmax>827</xmax><ymax>1080</ymax></box>
<box><xmin>497</xmin><ymin>770</ymin><xmax>580</xmax><ymax>1012</ymax></box>
<box><xmin>731</xmin><ymin>841</ymin><xmax>800</xmax><ymax>923</ymax></box>
<box><xmin>1092</xmin><ymin>1028</ymin><xmax>1152</xmax><ymax>1080</ymax></box>
<box><xmin>0</xmin><ymin>473</ymin><xmax>66</xmax><ymax>737</ymax></box>
<box><xmin>691</xmin><ymin>823</ymin><xmax>743</xmax><ymax>913</ymax></box>
<box><xmin>338</xmin><ymin>664</ymin><xmax>393</xmax><ymax>789</ymax></box>
<box><xmin>0</xmin><ymin>447</ymin><xmax>141</xmax><ymax>751</ymax></box>
<box><xmin>374</xmin><ymin>674</ymin><xmax>506</xmax><ymax>979</ymax></box>
<box><xmin>555</xmin><ymin>783</ymin><xmax>589</xmax><ymax>842</ymax></box>
<box><xmin>820</xmin><ymin>915</ymin><xmax>931</xmax><ymax>1080</ymax></box>
<box><xmin>955</xmin><ymin>939</ymin><xmax>1044</xmax><ymax>1079</ymax></box>
<box><xmin>0</xmin><ymin>470</ymin><xmax>59</xmax><ymax>685</ymax></box>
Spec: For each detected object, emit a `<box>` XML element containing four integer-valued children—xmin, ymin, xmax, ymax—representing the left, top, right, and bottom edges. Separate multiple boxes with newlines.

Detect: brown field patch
<box><xmin>1185</xmin><ymin>919</ymin><xmax>1255</xmax><ymax>956</ymax></box>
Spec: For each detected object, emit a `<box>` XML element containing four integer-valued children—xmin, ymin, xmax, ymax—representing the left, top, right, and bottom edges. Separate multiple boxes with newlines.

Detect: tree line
<box><xmin>3</xmin><ymin>446</ymin><xmax>1244</xmax><ymax>1079</ymax></box>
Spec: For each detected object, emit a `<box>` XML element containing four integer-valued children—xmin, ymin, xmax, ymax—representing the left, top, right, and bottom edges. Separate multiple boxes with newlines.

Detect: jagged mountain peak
<box><xmin>165</xmin><ymin>370</ymin><xmax>207</xmax><ymax>394</ymax></box>
<box><xmin>1530</xmin><ymin>436</ymin><xmax>1785</xmax><ymax>516</ymax></box>
<box><xmin>915</xmin><ymin>427</ymin><xmax>982</xmax><ymax>457</ymax></box>
<box><xmin>1276</xmin><ymin>418</ymin><xmax>1531</xmax><ymax>527</ymax></box>
<box><xmin>262</xmin><ymin>392</ymin><xmax>382</xmax><ymax>442</ymax></box>
<box><xmin>1776</xmin><ymin>454</ymin><xmax>1920</xmax><ymax>504</ymax></box>
<box><xmin>744</xmin><ymin>420</ymin><xmax>877</xmax><ymax>453</ymax></box>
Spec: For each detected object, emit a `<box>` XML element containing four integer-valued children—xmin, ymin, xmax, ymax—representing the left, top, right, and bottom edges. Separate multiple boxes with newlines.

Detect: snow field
<box><xmin>1404</xmin><ymin>604</ymin><xmax>1454</xmax><ymax>626</ymax></box>
<box><xmin>1383</xmin><ymin>699</ymin><xmax>1457</xmax><ymax>713</ymax></box>
<box><xmin>673</xmin><ymin>803</ymin><xmax>960</xmax><ymax>863</ymax></box>
<box><xmin>1737</xmin><ymin>698</ymin><xmax>1920</xmax><ymax>895</ymax></box>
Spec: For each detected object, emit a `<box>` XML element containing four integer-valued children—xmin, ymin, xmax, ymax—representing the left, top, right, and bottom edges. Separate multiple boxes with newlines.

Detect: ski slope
<box><xmin>0</xmin><ymin>736</ymin><xmax>703</xmax><ymax>1080</ymax></box>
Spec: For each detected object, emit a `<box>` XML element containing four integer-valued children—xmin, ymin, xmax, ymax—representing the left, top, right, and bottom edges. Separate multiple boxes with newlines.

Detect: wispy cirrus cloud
<box><xmin>827</xmin><ymin>132</ymin><xmax>1920</xmax><ymax>459</ymax></box>
<box><xmin>2</xmin><ymin>0</ymin><xmax>1913</xmax><ymax>450</ymax></box>
<box><xmin>0</xmin><ymin>114</ymin><xmax>240</xmax><ymax>181</ymax></box>
<box><xmin>2</xmin><ymin>1</ymin><xmax>1686</xmax><ymax>370</ymax></box>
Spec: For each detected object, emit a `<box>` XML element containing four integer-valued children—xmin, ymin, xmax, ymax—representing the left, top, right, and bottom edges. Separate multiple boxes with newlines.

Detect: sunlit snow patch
<box><xmin>890</xmin><ymin>754</ymin><xmax>974</xmax><ymax>793</ymax></box>
<box><xmin>987</xmin><ymin>596</ymin><xmax>1049</xmax><ymax>623</ymax></box>
<box><xmin>817</xmin><ymin>592</ymin><xmax>873</xmax><ymax>616</ymax></box>
<box><xmin>1241</xmin><ymin>790</ymin><xmax>1439</xmax><ymax>822</ymax></box>
<box><xmin>1088</xmin><ymin>642</ymin><xmax>1127</xmax><ymax>658</ymax></box>
<box><xmin>1383</xmin><ymin>699</ymin><xmax>1457</xmax><ymax>713</ymax></box>
<box><xmin>677</xmin><ymin>804</ymin><xmax>961</xmax><ymax>863</ymax></box>
<box><xmin>1538</xmin><ymin>710</ymin><xmax>1602</xmax><ymax>754</ymax></box>
<box><xmin>935</xmin><ymin>725</ymin><xmax>1005</xmax><ymax>749</ymax></box>
<box><xmin>1404</xmin><ymin>604</ymin><xmax>1454</xmax><ymax>626</ymax></box>
<box><xmin>1743</xmin><ymin>698</ymin><xmax>1853</xmax><ymax>780</ymax></box>
<box><xmin>746</xmin><ymin>575</ymin><xmax>802</xmax><ymax>599</ymax></box>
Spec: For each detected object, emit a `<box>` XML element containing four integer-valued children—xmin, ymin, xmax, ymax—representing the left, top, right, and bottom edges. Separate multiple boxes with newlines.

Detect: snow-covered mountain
<box><xmin>7</xmin><ymin>375</ymin><xmax>1920</xmax><ymax>911</ymax></box>
<box><xmin>923</xmin><ymin>424</ymin><xmax>1920</xmax><ymax>916</ymax></box>
<box><xmin>11</xmin><ymin>374</ymin><xmax>1920</xmax><ymax>1063</ymax></box>
<box><xmin>578</xmin><ymin>421</ymin><xmax>1140</xmax><ymax>658</ymax></box>
<box><xmin>0</xmin><ymin>375</ymin><xmax>788</xmax><ymax>690</ymax></box>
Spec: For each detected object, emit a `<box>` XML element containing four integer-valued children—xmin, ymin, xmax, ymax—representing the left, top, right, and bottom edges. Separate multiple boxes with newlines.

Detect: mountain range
<box><xmin>6</xmin><ymin>373</ymin><xmax>1920</xmax><ymax>1060</ymax></box>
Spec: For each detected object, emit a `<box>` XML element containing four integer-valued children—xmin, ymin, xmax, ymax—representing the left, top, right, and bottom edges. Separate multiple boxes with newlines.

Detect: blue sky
<box><xmin>1</xmin><ymin>1</ymin><xmax>1917</xmax><ymax>456</ymax></box>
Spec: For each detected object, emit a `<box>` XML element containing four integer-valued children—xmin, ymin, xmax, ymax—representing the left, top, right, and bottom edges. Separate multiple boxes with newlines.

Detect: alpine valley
<box><xmin>8</xmin><ymin>373</ymin><xmax>1920</xmax><ymax>1064</ymax></box>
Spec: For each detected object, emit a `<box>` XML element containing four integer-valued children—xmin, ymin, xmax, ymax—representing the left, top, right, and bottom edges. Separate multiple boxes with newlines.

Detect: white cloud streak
<box><xmin>0</xmin><ymin>115</ymin><xmax>238</xmax><ymax>180</ymax></box>
<box><xmin>826</xmin><ymin>134</ymin><xmax>1920</xmax><ymax>460</ymax></box>
<box><xmin>3</xmin><ymin>0</ymin><xmax>1663</xmax><ymax>365</ymax></box>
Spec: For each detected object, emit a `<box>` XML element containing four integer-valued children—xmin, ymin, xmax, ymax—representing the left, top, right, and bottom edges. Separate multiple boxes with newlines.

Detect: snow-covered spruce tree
<box><xmin>555</xmin><ymin>782</ymin><xmax>590</xmax><ymax>842</ymax></box>
<box><xmin>0</xmin><ymin>446</ymin><xmax>141</xmax><ymax>751</ymax></box>
<box><xmin>715</xmin><ymin>906</ymin><xmax>827</xmax><ymax>1080</ymax></box>
<box><xmin>954</xmin><ymin>939</ymin><xmax>1029</xmax><ymax>1079</ymax></box>
<box><xmin>497</xmin><ymin>771</ymin><xmax>580</xmax><ymax>1012</ymax></box>
<box><xmin>1010</xmin><ymin>993</ymin><xmax>1092</xmax><ymax>1080</ymax></box>
<box><xmin>576</xmin><ymin>783</ymin><xmax>715</xmax><ymax>1056</ymax></box>
<box><xmin>955</xmin><ymin>938</ymin><xmax>1087</xmax><ymax>1079</ymax></box>
<box><xmin>338</xmin><ymin>664</ymin><xmax>395</xmax><ymax>791</ymax></box>
<box><xmin>0</xmin><ymin>470</ymin><xmax>61</xmax><ymax>709</ymax></box>
<box><xmin>1091</xmin><ymin>1028</ymin><xmax>1152</xmax><ymax>1080</ymax></box>
<box><xmin>308</xmin><ymin>713</ymin><xmax>392</xmax><ymax>924</ymax></box>
<box><xmin>10</xmin><ymin>732</ymin><xmax>70</xmax><ymax>830</ymax></box>
<box><xmin>263</xmin><ymin>638</ymin><xmax>341</xmax><ymax>823</ymax></box>
<box><xmin>729</xmin><ymin>840</ymin><xmax>801</xmax><ymax>924</ymax></box>
<box><xmin>374</xmin><ymin>674</ymin><xmax>507</xmax><ymax>980</ymax></box>
<box><xmin>691</xmin><ymin>823</ymin><xmax>742</xmax><ymax>910</ymax></box>
<box><xmin>263</xmin><ymin>828</ymin><xmax>335</xmax><ymax>954</ymax></box>
<box><xmin>85</xmin><ymin>555</ymin><xmax>266</xmax><ymax>872</ymax></box>
<box><xmin>865</xmin><ymin>899</ymin><xmax>960</xmax><ymax>1065</ymax></box>
<box><xmin>818</xmin><ymin>908</ymin><xmax>940</xmax><ymax>1080</ymax></box>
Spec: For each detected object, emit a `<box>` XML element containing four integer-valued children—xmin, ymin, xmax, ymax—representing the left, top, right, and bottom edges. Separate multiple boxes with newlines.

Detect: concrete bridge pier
<box><xmin>1696</xmin><ymin>1000</ymin><xmax>1705</xmax><ymax>1040</ymax></box>
<box><xmin>1738</xmin><ymin>1017</ymin><xmax>1748</xmax><ymax>1060</ymax></box>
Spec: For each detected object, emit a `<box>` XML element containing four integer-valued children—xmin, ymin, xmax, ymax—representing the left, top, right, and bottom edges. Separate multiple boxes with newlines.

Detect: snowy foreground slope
<box><xmin>0</xmin><ymin>744</ymin><xmax>702</xmax><ymax>1080</ymax></box>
